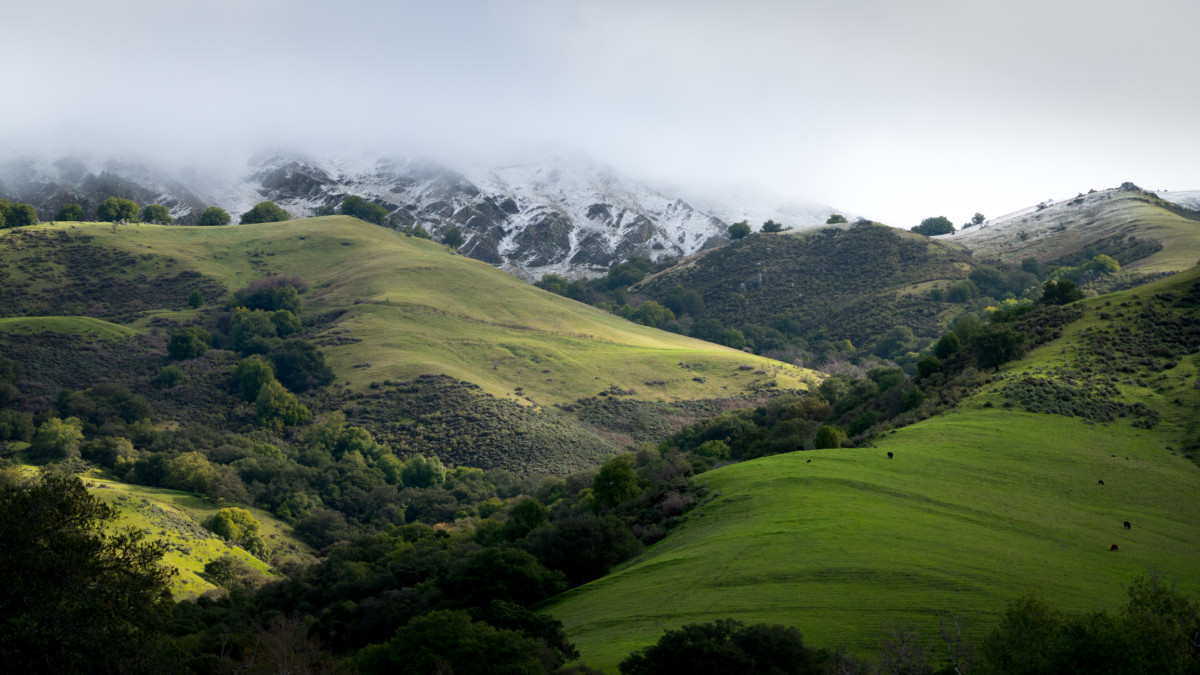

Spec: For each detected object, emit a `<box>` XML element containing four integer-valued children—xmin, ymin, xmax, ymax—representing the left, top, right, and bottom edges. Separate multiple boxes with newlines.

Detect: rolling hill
<box><xmin>0</xmin><ymin>217</ymin><xmax>816</xmax><ymax>474</ymax></box>
<box><xmin>541</xmin><ymin>265</ymin><xmax>1200</xmax><ymax>671</ymax></box>
<box><xmin>946</xmin><ymin>185</ymin><xmax>1200</xmax><ymax>274</ymax></box>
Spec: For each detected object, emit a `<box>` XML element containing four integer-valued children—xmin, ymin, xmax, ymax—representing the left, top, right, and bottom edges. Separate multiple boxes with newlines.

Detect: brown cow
<box><xmin>1110</xmin><ymin>544</ymin><xmax>1119</xmax><ymax>551</ymax></box>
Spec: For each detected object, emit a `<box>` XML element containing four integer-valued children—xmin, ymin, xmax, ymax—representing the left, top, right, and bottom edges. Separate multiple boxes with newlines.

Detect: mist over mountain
<box><xmin>0</xmin><ymin>149</ymin><xmax>844</xmax><ymax>279</ymax></box>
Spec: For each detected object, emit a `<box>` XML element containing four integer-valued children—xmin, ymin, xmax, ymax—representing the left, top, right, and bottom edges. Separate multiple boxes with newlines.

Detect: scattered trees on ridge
<box><xmin>197</xmin><ymin>206</ymin><xmax>231</xmax><ymax>226</ymax></box>
<box><xmin>240</xmin><ymin>200</ymin><xmax>290</xmax><ymax>224</ymax></box>
<box><xmin>97</xmin><ymin>197</ymin><xmax>139</xmax><ymax>222</ymax></box>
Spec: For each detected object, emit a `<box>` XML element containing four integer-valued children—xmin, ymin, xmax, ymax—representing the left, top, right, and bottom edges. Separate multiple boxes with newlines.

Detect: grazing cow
<box><xmin>1098</xmin><ymin>480</ymin><xmax>1105</xmax><ymax>485</ymax></box>
<box><xmin>1124</xmin><ymin>521</ymin><xmax>1131</xmax><ymax>529</ymax></box>
<box><xmin>806</xmin><ymin>459</ymin><xmax>812</xmax><ymax>463</ymax></box>
<box><xmin>1110</xmin><ymin>544</ymin><xmax>1119</xmax><ymax>551</ymax></box>
<box><xmin>887</xmin><ymin>451</ymin><xmax>893</xmax><ymax>459</ymax></box>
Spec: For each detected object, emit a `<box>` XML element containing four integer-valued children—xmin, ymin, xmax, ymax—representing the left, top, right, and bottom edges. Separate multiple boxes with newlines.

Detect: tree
<box><xmin>167</xmin><ymin>326</ymin><xmax>210</xmax><ymax>360</ymax></box>
<box><xmin>0</xmin><ymin>201</ymin><xmax>38</xmax><ymax>228</ymax></box>
<box><xmin>255</xmin><ymin>379</ymin><xmax>311</xmax><ymax>428</ymax></box>
<box><xmin>268</xmin><ymin>339</ymin><xmax>334</xmax><ymax>392</ymax></box>
<box><xmin>240</xmin><ymin>201</ymin><xmax>290</xmax><ymax>224</ymax></box>
<box><xmin>728</xmin><ymin>221</ymin><xmax>751</xmax><ymax>240</ymax></box>
<box><xmin>620</xmin><ymin>619</ymin><xmax>820</xmax><ymax>675</ymax></box>
<box><xmin>233</xmin><ymin>356</ymin><xmax>276</xmax><ymax>402</ymax></box>
<box><xmin>972</xmin><ymin>212</ymin><xmax>986</xmax><ymax>226</ymax></box>
<box><xmin>761</xmin><ymin>220</ymin><xmax>785</xmax><ymax>233</ymax></box>
<box><xmin>813</xmin><ymin>425</ymin><xmax>844</xmax><ymax>449</ymax></box>
<box><xmin>55</xmin><ymin>203</ymin><xmax>85</xmax><ymax>221</ymax></box>
<box><xmin>140</xmin><ymin>203</ymin><xmax>173</xmax><ymax>225</ymax></box>
<box><xmin>410</xmin><ymin>223</ymin><xmax>432</xmax><ymax>239</ymax></box>
<box><xmin>592</xmin><ymin>454</ymin><xmax>643</xmax><ymax>508</ymax></box>
<box><xmin>969</xmin><ymin>324</ymin><xmax>1026</xmax><ymax>371</ymax></box>
<box><xmin>826</xmin><ymin>214</ymin><xmax>848</xmax><ymax>224</ymax></box>
<box><xmin>523</xmin><ymin>514</ymin><xmax>643</xmax><ymax>587</ymax></box>
<box><xmin>911</xmin><ymin>216</ymin><xmax>955</xmax><ymax>236</ymax></box>
<box><xmin>0</xmin><ymin>468</ymin><xmax>174</xmax><ymax>673</ymax></box>
<box><xmin>97</xmin><ymin>197</ymin><xmax>139</xmax><ymax>222</ymax></box>
<box><xmin>229</xmin><ymin>307</ymin><xmax>277</xmax><ymax>352</ymax></box>
<box><xmin>442</xmin><ymin>226</ymin><xmax>465</xmax><ymax>248</ymax></box>
<box><xmin>355</xmin><ymin>610</ymin><xmax>546</xmax><ymax>675</ymax></box>
<box><xmin>196</xmin><ymin>206</ymin><xmax>231</xmax><ymax>226</ymax></box>
<box><xmin>340</xmin><ymin>195</ymin><xmax>389</xmax><ymax>225</ymax></box>
<box><xmin>934</xmin><ymin>332</ymin><xmax>961</xmax><ymax>359</ymax></box>
<box><xmin>206</xmin><ymin>507</ymin><xmax>268</xmax><ymax>559</ymax></box>
<box><xmin>916</xmin><ymin>354</ymin><xmax>940</xmax><ymax>378</ymax></box>
<box><xmin>186</xmin><ymin>289</ymin><xmax>203</xmax><ymax>308</ymax></box>
<box><xmin>400</xmin><ymin>453</ymin><xmax>447</xmax><ymax>488</ymax></box>
<box><xmin>29</xmin><ymin>416</ymin><xmax>85</xmax><ymax>462</ymax></box>
<box><xmin>1039</xmin><ymin>279</ymin><xmax>1084</xmax><ymax>305</ymax></box>
<box><xmin>631</xmin><ymin>300</ymin><xmax>675</xmax><ymax>328</ymax></box>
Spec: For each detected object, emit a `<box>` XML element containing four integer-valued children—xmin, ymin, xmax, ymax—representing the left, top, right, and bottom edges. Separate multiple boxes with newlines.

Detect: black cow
<box><xmin>1124</xmin><ymin>521</ymin><xmax>1131</xmax><ymax>529</ymax></box>
<box><xmin>887</xmin><ymin>451</ymin><xmax>893</xmax><ymax>459</ymax></box>
<box><xmin>1098</xmin><ymin>480</ymin><xmax>1105</xmax><ymax>485</ymax></box>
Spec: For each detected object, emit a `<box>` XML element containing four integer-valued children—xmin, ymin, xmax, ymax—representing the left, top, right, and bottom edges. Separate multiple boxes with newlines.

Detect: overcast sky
<box><xmin>2</xmin><ymin>0</ymin><xmax>1197</xmax><ymax>225</ymax></box>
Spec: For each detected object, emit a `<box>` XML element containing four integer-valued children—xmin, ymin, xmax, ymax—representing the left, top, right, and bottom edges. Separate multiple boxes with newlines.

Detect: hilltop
<box><xmin>542</xmin><ymin>265</ymin><xmax>1200</xmax><ymax>670</ymax></box>
<box><xmin>945</xmin><ymin>185</ymin><xmax>1200</xmax><ymax>274</ymax></box>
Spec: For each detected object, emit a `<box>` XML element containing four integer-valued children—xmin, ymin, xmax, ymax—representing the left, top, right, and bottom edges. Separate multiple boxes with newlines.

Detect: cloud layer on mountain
<box><xmin>3</xmin><ymin>0</ymin><xmax>1198</xmax><ymax>226</ymax></box>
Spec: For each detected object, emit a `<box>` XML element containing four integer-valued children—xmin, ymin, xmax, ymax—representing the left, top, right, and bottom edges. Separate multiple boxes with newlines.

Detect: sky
<box><xmin>2</xmin><ymin>0</ymin><xmax>1197</xmax><ymax>226</ymax></box>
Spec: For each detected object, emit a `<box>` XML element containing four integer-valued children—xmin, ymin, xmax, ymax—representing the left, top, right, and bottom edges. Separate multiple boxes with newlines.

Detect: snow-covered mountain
<box><xmin>0</xmin><ymin>151</ymin><xmax>843</xmax><ymax>279</ymax></box>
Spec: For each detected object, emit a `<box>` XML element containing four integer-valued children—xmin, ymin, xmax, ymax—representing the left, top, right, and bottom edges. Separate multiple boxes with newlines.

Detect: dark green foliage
<box><xmin>1040</xmin><ymin>279</ymin><xmax>1084</xmax><ymax>305</ymax></box>
<box><xmin>662</xmin><ymin>285</ymin><xmax>706</xmax><ymax>317</ymax></box>
<box><xmin>535</xmin><ymin>273</ymin><xmax>569</xmax><ymax>295</ymax></box>
<box><xmin>728</xmin><ymin>221</ymin><xmax>751</xmax><ymax>239</ymax></box>
<box><xmin>946</xmin><ymin>280</ymin><xmax>976</xmax><ymax>303</ymax></box>
<box><xmin>355</xmin><ymin>610</ymin><xmax>546</xmax><ymax>675</ymax></box>
<box><xmin>0</xmin><ymin>469</ymin><xmax>174</xmax><ymax>673</ymax></box>
<box><xmin>1049</xmin><ymin>233</ymin><xmax>1163</xmax><ymax>269</ymax></box>
<box><xmin>1</xmin><ymin>201</ymin><xmax>40</xmax><ymax>227</ymax></box>
<box><xmin>255</xmin><ymin>379</ymin><xmax>310</xmax><ymax>428</ymax></box>
<box><xmin>411</xmin><ymin>223</ymin><xmax>432</xmax><ymax>239</ymax></box>
<box><xmin>524</xmin><ymin>514</ymin><xmax>644</xmax><ymax>587</ymax></box>
<box><xmin>592</xmin><ymin>454</ymin><xmax>644</xmax><ymax>508</ymax></box>
<box><xmin>233</xmin><ymin>276</ymin><xmax>305</xmax><ymax>312</ymax></box>
<box><xmin>239</xmin><ymin>201</ymin><xmax>289</xmax><ymax>224</ymax></box>
<box><xmin>826</xmin><ymin>214</ymin><xmax>848</xmax><ymax>224</ymax></box>
<box><xmin>874</xmin><ymin>325</ymin><xmax>916</xmax><ymax>359</ymax></box>
<box><xmin>503</xmin><ymin>497</ymin><xmax>549</xmax><ymax>540</ymax></box>
<box><xmin>96</xmin><ymin>196</ymin><xmax>139</xmax><ymax>222</ymax></box>
<box><xmin>911</xmin><ymin>216</ymin><xmax>954</xmax><ymax>236</ymax></box>
<box><xmin>0</xmin><ymin>410</ymin><xmax>35</xmax><ymax>442</ymax></box>
<box><xmin>54</xmin><ymin>203</ymin><xmax>85</xmax><ymax>221</ymax></box>
<box><xmin>761</xmin><ymin>220</ymin><xmax>785</xmax><ymax>233</ymax></box>
<box><xmin>232</xmin><ymin>356</ymin><xmax>275</xmax><ymax>402</ymax></box>
<box><xmin>812</xmin><ymin>425</ymin><xmax>843</xmax><ymax>449</ymax></box>
<box><xmin>154</xmin><ymin>365</ymin><xmax>184</xmax><ymax>386</ymax></box>
<box><xmin>630</xmin><ymin>300</ymin><xmax>675</xmax><ymax>328</ymax></box>
<box><xmin>969</xmin><ymin>265</ymin><xmax>1038</xmax><ymax>299</ymax></box>
<box><xmin>1021</xmin><ymin>257</ymin><xmax>1042</xmax><ymax>276</ymax></box>
<box><xmin>196</xmin><ymin>206</ymin><xmax>231</xmax><ymax>226</ymax></box>
<box><xmin>401</xmin><ymin>453</ymin><xmax>447</xmax><ymax>488</ymax></box>
<box><xmin>140</xmin><ymin>203</ymin><xmax>172</xmax><ymax>225</ymax></box>
<box><xmin>968</xmin><ymin>324</ymin><xmax>1026</xmax><ymax>371</ymax></box>
<box><xmin>916</xmin><ymin>355</ymin><xmax>940</xmax><ymax>378</ymax></box>
<box><xmin>340</xmin><ymin>195</ymin><xmax>389</xmax><ymax>225</ymax></box>
<box><xmin>442</xmin><ymin>226</ymin><xmax>466</xmax><ymax>248</ymax></box>
<box><xmin>444</xmin><ymin>546</ymin><xmax>566</xmax><ymax>608</ymax></box>
<box><xmin>620</xmin><ymin>619</ymin><xmax>820</xmax><ymax>675</ymax></box>
<box><xmin>268</xmin><ymin>339</ymin><xmax>334</xmax><ymax>392</ymax></box>
<box><xmin>270</xmin><ymin>308</ymin><xmax>301</xmax><ymax>336</ymax></box>
<box><xmin>167</xmin><ymin>326</ymin><xmax>210</xmax><ymax>360</ymax></box>
<box><xmin>59</xmin><ymin>383</ymin><xmax>151</xmax><ymax>436</ymax></box>
<box><xmin>972</xmin><ymin>212</ymin><xmax>986</xmax><ymax>225</ymax></box>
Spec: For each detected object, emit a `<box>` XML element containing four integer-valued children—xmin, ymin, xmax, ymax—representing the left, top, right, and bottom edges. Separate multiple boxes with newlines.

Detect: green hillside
<box><xmin>0</xmin><ymin>219</ymin><xmax>816</xmax><ymax>475</ymax></box>
<box><xmin>542</xmin><ymin>267</ymin><xmax>1200</xmax><ymax>671</ymax></box>
<box><xmin>0</xmin><ymin>219</ymin><xmax>811</xmax><ymax>405</ymax></box>
<box><xmin>633</xmin><ymin>222</ymin><xmax>978</xmax><ymax>353</ymax></box>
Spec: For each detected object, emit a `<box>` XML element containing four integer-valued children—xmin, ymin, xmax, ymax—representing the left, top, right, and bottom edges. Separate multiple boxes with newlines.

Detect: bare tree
<box><xmin>938</xmin><ymin>613</ymin><xmax>976</xmax><ymax>675</ymax></box>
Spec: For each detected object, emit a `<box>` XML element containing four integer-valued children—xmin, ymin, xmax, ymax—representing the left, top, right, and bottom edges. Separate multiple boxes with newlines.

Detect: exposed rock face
<box><xmin>0</xmin><ymin>151</ymin><xmax>841</xmax><ymax>279</ymax></box>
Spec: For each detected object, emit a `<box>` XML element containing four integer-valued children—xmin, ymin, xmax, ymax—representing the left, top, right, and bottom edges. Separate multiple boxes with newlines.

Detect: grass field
<box><xmin>541</xmin><ymin>269</ymin><xmax>1200</xmax><ymax>672</ymax></box>
<box><xmin>84</xmin><ymin>472</ymin><xmax>315</xmax><ymax>598</ymax></box>
<box><xmin>0</xmin><ymin>316</ymin><xmax>137</xmax><ymax>339</ymax></box>
<box><xmin>1</xmin><ymin>219</ymin><xmax>814</xmax><ymax>405</ymax></box>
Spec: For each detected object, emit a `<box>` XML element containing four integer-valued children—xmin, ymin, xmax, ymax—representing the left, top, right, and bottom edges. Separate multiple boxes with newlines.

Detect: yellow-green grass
<box><xmin>83</xmin><ymin>472</ymin><xmax>315</xmax><ymax>598</ymax></box>
<box><xmin>5</xmin><ymin>219</ymin><xmax>815</xmax><ymax>404</ymax></box>
<box><xmin>543</xmin><ymin>269</ymin><xmax>1200</xmax><ymax>671</ymax></box>
<box><xmin>0</xmin><ymin>316</ymin><xmax>137</xmax><ymax>339</ymax></box>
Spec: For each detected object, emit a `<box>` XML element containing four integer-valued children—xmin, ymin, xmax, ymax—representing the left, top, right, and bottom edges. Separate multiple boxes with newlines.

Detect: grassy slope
<box><xmin>953</xmin><ymin>190</ymin><xmax>1200</xmax><ymax>272</ymax></box>
<box><xmin>1</xmin><ymin>220</ymin><xmax>812</xmax><ymax>405</ymax></box>
<box><xmin>0</xmin><ymin>315</ymin><xmax>137</xmax><ymax>339</ymax></box>
<box><xmin>542</xmin><ymin>269</ymin><xmax>1200</xmax><ymax>672</ymax></box>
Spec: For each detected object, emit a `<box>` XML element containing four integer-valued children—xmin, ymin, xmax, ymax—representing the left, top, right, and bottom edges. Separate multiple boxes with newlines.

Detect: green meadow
<box><xmin>2</xmin><ymin>219</ymin><xmax>814</xmax><ymax>405</ymax></box>
<box><xmin>543</xmin><ymin>269</ymin><xmax>1200</xmax><ymax>671</ymax></box>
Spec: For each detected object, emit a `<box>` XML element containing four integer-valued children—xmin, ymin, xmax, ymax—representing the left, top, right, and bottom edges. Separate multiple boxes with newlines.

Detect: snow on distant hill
<box><xmin>0</xmin><ymin>150</ymin><xmax>843</xmax><ymax>280</ymax></box>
